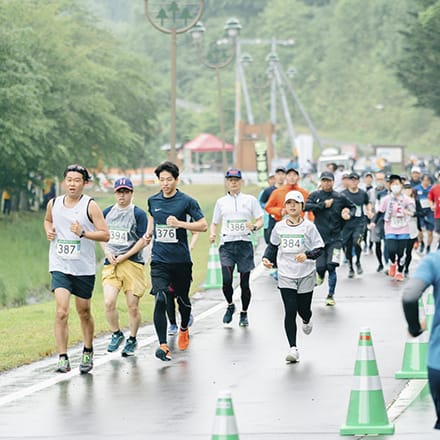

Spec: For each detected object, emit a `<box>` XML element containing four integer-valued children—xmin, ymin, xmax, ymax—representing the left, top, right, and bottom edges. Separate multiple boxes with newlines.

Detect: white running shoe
<box><xmin>285</xmin><ymin>346</ymin><xmax>300</xmax><ymax>363</ymax></box>
<box><xmin>302</xmin><ymin>320</ymin><xmax>313</xmax><ymax>335</ymax></box>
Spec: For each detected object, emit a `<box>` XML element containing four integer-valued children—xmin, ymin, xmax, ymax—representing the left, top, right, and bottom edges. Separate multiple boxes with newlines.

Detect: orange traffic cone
<box><xmin>203</xmin><ymin>243</ymin><xmax>222</xmax><ymax>289</ymax></box>
<box><xmin>340</xmin><ymin>328</ymin><xmax>394</xmax><ymax>435</ymax></box>
<box><xmin>211</xmin><ymin>390</ymin><xmax>239</xmax><ymax>440</ymax></box>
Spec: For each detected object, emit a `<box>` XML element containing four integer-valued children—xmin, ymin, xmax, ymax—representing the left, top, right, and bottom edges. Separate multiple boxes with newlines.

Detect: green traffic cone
<box><xmin>211</xmin><ymin>390</ymin><xmax>239</xmax><ymax>440</ymax></box>
<box><xmin>340</xmin><ymin>328</ymin><xmax>394</xmax><ymax>436</ymax></box>
<box><xmin>395</xmin><ymin>297</ymin><xmax>428</xmax><ymax>379</ymax></box>
<box><xmin>203</xmin><ymin>243</ymin><xmax>222</xmax><ymax>289</ymax></box>
<box><xmin>425</xmin><ymin>289</ymin><xmax>434</xmax><ymax>332</ymax></box>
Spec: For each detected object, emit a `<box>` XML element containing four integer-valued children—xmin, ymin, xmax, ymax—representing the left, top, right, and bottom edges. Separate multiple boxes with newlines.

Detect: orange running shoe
<box><xmin>178</xmin><ymin>328</ymin><xmax>190</xmax><ymax>350</ymax></box>
<box><xmin>394</xmin><ymin>272</ymin><xmax>404</xmax><ymax>281</ymax></box>
<box><xmin>389</xmin><ymin>262</ymin><xmax>397</xmax><ymax>277</ymax></box>
<box><xmin>155</xmin><ymin>344</ymin><xmax>171</xmax><ymax>361</ymax></box>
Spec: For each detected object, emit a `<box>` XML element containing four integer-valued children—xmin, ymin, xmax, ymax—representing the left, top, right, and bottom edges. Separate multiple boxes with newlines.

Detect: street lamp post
<box><xmin>190</xmin><ymin>18</ymin><xmax>241</xmax><ymax>173</ymax></box>
<box><xmin>144</xmin><ymin>0</ymin><xmax>204</xmax><ymax>163</ymax></box>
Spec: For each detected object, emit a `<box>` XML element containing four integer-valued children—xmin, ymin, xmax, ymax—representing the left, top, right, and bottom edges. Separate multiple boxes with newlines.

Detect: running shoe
<box><xmin>389</xmin><ymin>262</ymin><xmax>397</xmax><ymax>278</ymax></box>
<box><xmin>285</xmin><ymin>346</ymin><xmax>300</xmax><ymax>363</ymax></box>
<box><xmin>239</xmin><ymin>312</ymin><xmax>249</xmax><ymax>327</ymax></box>
<box><xmin>419</xmin><ymin>240</ymin><xmax>425</xmax><ymax>253</ymax></box>
<box><xmin>348</xmin><ymin>267</ymin><xmax>355</xmax><ymax>279</ymax></box>
<box><xmin>223</xmin><ymin>303</ymin><xmax>235</xmax><ymax>324</ymax></box>
<box><xmin>302</xmin><ymin>320</ymin><xmax>313</xmax><ymax>335</ymax></box>
<box><xmin>155</xmin><ymin>344</ymin><xmax>171</xmax><ymax>361</ymax></box>
<box><xmin>315</xmin><ymin>273</ymin><xmax>324</xmax><ymax>286</ymax></box>
<box><xmin>56</xmin><ymin>358</ymin><xmax>71</xmax><ymax>373</ymax></box>
<box><xmin>325</xmin><ymin>295</ymin><xmax>336</xmax><ymax>306</ymax></box>
<box><xmin>394</xmin><ymin>272</ymin><xmax>404</xmax><ymax>282</ymax></box>
<box><xmin>376</xmin><ymin>264</ymin><xmax>384</xmax><ymax>272</ymax></box>
<box><xmin>356</xmin><ymin>262</ymin><xmax>363</xmax><ymax>275</ymax></box>
<box><xmin>168</xmin><ymin>324</ymin><xmax>178</xmax><ymax>336</ymax></box>
<box><xmin>107</xmin><ymin>331</ymin><xmax>124</xmax><ymax>352</ymax></box>
<box><xmin>79</xmin><ymin>351</ymin><xmax>93</xmax><ymax>374</ymax></box>
<box><xmin>178</xmin><ymin>328</ymin><xmax>190</xmax><ymax>350</ymax></box>
<box><xmin>121</xmin><ymin>338</ymin><xmax>137</xmax><ymax>357</ymax></box>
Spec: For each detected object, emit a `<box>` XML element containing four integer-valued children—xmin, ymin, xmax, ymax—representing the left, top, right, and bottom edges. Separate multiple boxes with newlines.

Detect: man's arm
<box><xmin>402</xmin><ymin>278</ymin><xmax>429</xmax><ymax>336</ymax></box>
<box><xmin>85</xmin><ymin>200</ymin><xmax>110</xmax><ymax>242</ymax></box>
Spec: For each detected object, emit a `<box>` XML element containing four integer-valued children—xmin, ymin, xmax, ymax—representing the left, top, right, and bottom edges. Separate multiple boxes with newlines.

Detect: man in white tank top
<box><xmin>44</xmin><ymin>164</ymin><xmax>109</xmax><ymax>374</ymax></box>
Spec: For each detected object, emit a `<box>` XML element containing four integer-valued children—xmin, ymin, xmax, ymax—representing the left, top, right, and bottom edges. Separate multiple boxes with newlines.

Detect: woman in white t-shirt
<box><xmin>262</xmin><ymin>190</ymin><xmax>324</xmax><ymax>364</ymax></box>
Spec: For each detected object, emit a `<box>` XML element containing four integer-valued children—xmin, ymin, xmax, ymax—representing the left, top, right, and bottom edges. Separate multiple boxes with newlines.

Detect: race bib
<box><xmin>390</xmin><ymin>216</ymin><xmax>407</xmax><ymax>228</ymax></box>
<box><xmin>156</xmin><ymin>224</ymin><xmax>178</xmax><ymax>243</ymax></box>
<box><xmin>109</xmin><ymin>227</ymin><xmax>129</xmax><ymax>246</ymax></box>
<box><xmin>280</xmin><ymin>234</ymin><xmax>305</xmax><ymax>254</ymax></box>
<box><xmin>420</xmin><ymin>198</ymin><xmax>430</xmax><ymax>209</ymax></box>
<box><xmin>332</xmin><ymin>247</ymin><xmax>341</xmax><ymax>264</ymax></box>
<box><xmin>56</xmin><ymin>239</ymin><xmax>80</xmax><ymax>260</ymax></box>
<box><xmin>226</xmin><ymin>219</ymin><xmax>247</xmax><ymax>235</ymax></box>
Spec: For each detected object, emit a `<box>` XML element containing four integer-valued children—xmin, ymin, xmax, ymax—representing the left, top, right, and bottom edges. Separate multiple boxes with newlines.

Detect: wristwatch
<box><xmin>79</xmin><ymin>229</ymin><xmax>85</xmax><ymax>238</ymax></box>
<box><xmin>252</xmin><ymin>225</ymin><xmax>257</xmax><ymax>232</ymax></box>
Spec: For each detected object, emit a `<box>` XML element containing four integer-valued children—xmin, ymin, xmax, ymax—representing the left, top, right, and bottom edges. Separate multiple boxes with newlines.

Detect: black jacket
<box><xmin>304</xmin><ymin>189</ymin><xmax>356</xmax><ymax>243</ymax></box>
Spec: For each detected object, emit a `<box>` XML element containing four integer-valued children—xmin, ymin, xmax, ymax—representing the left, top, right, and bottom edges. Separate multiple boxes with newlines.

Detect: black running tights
<box><xmin>280</xmin><ymin>288</ymin><xmax>313</xmax><ymax>348</ymax></box>
<box><xmin>222</xmin><ymin>266</ymin><xmax>251</xmax><ymax>311</ymax></box>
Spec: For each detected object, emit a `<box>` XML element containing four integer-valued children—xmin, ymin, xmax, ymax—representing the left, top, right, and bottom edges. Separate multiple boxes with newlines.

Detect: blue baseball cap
<box><xmin>114</xmin><ymin>177</ymin><xmax>134</xmax><ymax>191</ymax></box>
<box><xmin>225</xmin><ymin>168</ymin><xmax>242</xmax><ymax>179</ymax></box>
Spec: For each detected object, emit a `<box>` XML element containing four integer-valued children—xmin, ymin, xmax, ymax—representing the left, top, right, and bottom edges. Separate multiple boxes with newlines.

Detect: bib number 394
<box><xmin>156</xmin><ymin>225</ymin><xmax>178</xmax><ymax>243</ymax></box>
<box><xmin>56</xmin><ymin>239</ymin><xmax>81</xmax><ymax>260</ymax></box>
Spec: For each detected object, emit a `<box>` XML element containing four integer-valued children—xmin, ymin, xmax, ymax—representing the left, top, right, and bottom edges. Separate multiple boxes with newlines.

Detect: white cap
<box><xmin>411</xmin><ymin>166</ymin><xmax>421</xmax><ymax>173</ymax></box>
<box><xmin>284</xmin><ymin>190</ymin><xmax>304</xmax><ymax>204</ymax></box>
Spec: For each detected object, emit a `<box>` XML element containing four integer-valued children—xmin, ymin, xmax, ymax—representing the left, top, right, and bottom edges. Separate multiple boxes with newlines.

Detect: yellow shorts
<box><xmin>102</xmin><ymin>260</ymin><xmax>147</xmax><ymax>298</ymax></box>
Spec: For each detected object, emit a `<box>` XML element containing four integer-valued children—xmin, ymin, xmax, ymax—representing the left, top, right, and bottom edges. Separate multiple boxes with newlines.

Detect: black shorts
<box><xmin>150</xmin><ymin>261</ymin><xmax>192</xmax><ymax>299</ymax></box>
<box><xmin>51</xmin><ymin>271</ymin><xmax>95</xmax><ymax>300</ymax></box>
<box><xmin>219</xmin><ymin>240</ymin><xmax>255</xmax><ymax>273</ymax></box>
<box><xmin>316</xmin><ymin>241</ymin><xmax>342</xmax><ymax>271</ymax></box>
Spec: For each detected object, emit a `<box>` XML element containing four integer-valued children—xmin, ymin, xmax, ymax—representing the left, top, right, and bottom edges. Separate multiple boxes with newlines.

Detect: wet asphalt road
<box><xmin>0</xmin><ymin>247</ymin><xmax>437</xmax><ymax>439</ymax></box>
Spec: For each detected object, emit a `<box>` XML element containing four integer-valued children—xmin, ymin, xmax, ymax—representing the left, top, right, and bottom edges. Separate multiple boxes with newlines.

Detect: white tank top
<box><xmin>49</xmin><ymin>195</ymin><xmax>96</xmax><ymax>275</ymax></box>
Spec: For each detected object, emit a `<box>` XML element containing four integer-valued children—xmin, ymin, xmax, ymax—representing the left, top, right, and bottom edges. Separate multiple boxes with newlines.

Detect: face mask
<box><xmin>376</xmin><ymin>182</ymin><xmax>385</xmax><ymax>190</ymax></box>
<box><xmin>391</xmin><ymin>184</ymin><xmax>401</xmax><ymax>194</ymax></box>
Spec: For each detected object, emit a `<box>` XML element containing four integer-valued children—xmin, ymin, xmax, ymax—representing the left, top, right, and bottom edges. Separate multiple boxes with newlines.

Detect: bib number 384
<box><xmin>56</xmin><ymin>239</ymin><xmax>81</xmax><ymax>260</ymax></box>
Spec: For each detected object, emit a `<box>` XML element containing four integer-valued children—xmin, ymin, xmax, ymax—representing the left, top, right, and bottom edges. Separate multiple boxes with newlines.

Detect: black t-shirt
<box><xmin>341</xmin><ymin>189</ymin><xmax>370</xmax><ymax>226</ymax></box>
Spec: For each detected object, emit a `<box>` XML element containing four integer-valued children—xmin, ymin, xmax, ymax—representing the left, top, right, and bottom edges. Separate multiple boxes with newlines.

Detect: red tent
<box><xmin>184</xmin><ymin>133</ymin><xmax>233</xmax><ymax>152</ymax></box>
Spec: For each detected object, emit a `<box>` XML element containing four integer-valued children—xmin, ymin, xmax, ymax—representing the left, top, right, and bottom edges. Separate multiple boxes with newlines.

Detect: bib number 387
<box><xmin>56</xmin><ymin>239</ymin><xmax>81</xmax><ymax>260</ymax></box>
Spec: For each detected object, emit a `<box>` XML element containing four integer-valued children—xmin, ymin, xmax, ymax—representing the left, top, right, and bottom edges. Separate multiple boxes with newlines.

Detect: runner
<box><xmin>262</xmin><ymin>191</ymin><xmax>324</xmax><ymax>363</ymax></box>
<box><xmin>341</xmin><ymin>172</ymin><xmax>372</xmax><ymax>278</ymax></box>
<box><xmin>259</xmin><ymin>167</ymin><xmax>286</xmax><ymax>244</ymax></box>
<box><xmin>371</xmin><ymin>174</ymin><xmax>415</xmax><ymax>281</ymax></box>
<box><xmin>304</xmin><ymin>171</ymin><xmax>355</xmax><ymax>306</ymax></box>
<box><xmin>415</xmin><ymin>174</ymin><xmax>434</xmax><ymax>253</ymax></box>
<box><xmin>368</xmin><ymin>171</ymin><xmax>389</xmax><ymax>272</ymax></box>
<box><xmin>100</xmin><ymin>177</ymin><xmax>148</xmax><ymax>357</ymax></box>
<box><xmin>428</xmin><ymin>172</ymin><xmax>440</xmax><ymax>250</ymax></box>
<box><xmin>402</xmin><ymin>250</ymin><xmax>440</xmax><ymax>430</ymax></box>
<box><xmin>44</xmin><ymin>164</ymin><xmax>109</xmax><ymax>373</ymax></box>
<box><xmin>210</xmin><ymin>168</ymin><xmax>264</xmax><ymax>327</ymax></box>
<box><xmin>145</xmin><ymin>161</ymin><xmax>208</xmax><ymax>361</ymax></box>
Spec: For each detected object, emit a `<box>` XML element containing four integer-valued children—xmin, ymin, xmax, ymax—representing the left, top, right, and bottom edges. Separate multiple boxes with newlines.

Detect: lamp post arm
<box><xmin>144</xmin><ymin>0</ymin><xmax>204</xmax><ymax>34</ymax></box>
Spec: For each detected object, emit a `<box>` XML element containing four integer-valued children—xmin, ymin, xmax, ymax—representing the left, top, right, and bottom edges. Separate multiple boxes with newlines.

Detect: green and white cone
<box><xmin>425</xmin><ymin>289</ymin><xmax>434</xmax><ymax>332</ymax></box>
<box><xmin>211</xmin><ymin>390</ymin><xmax>239</xmax><ymax>440</ymax></box>
<box><xmin>340</xmin><ymin>328</ymin><xmax>394</xmax><ymax>435</ymax></box>
<box><xmin>395</xmin><ymin>297</ymin><xmax>428</xmax><ymax>379</ymax></box>
<box><xmin>203</xmin><ymin>243</ymin><xmax>222</xmax><ymax>289</ymax></box>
